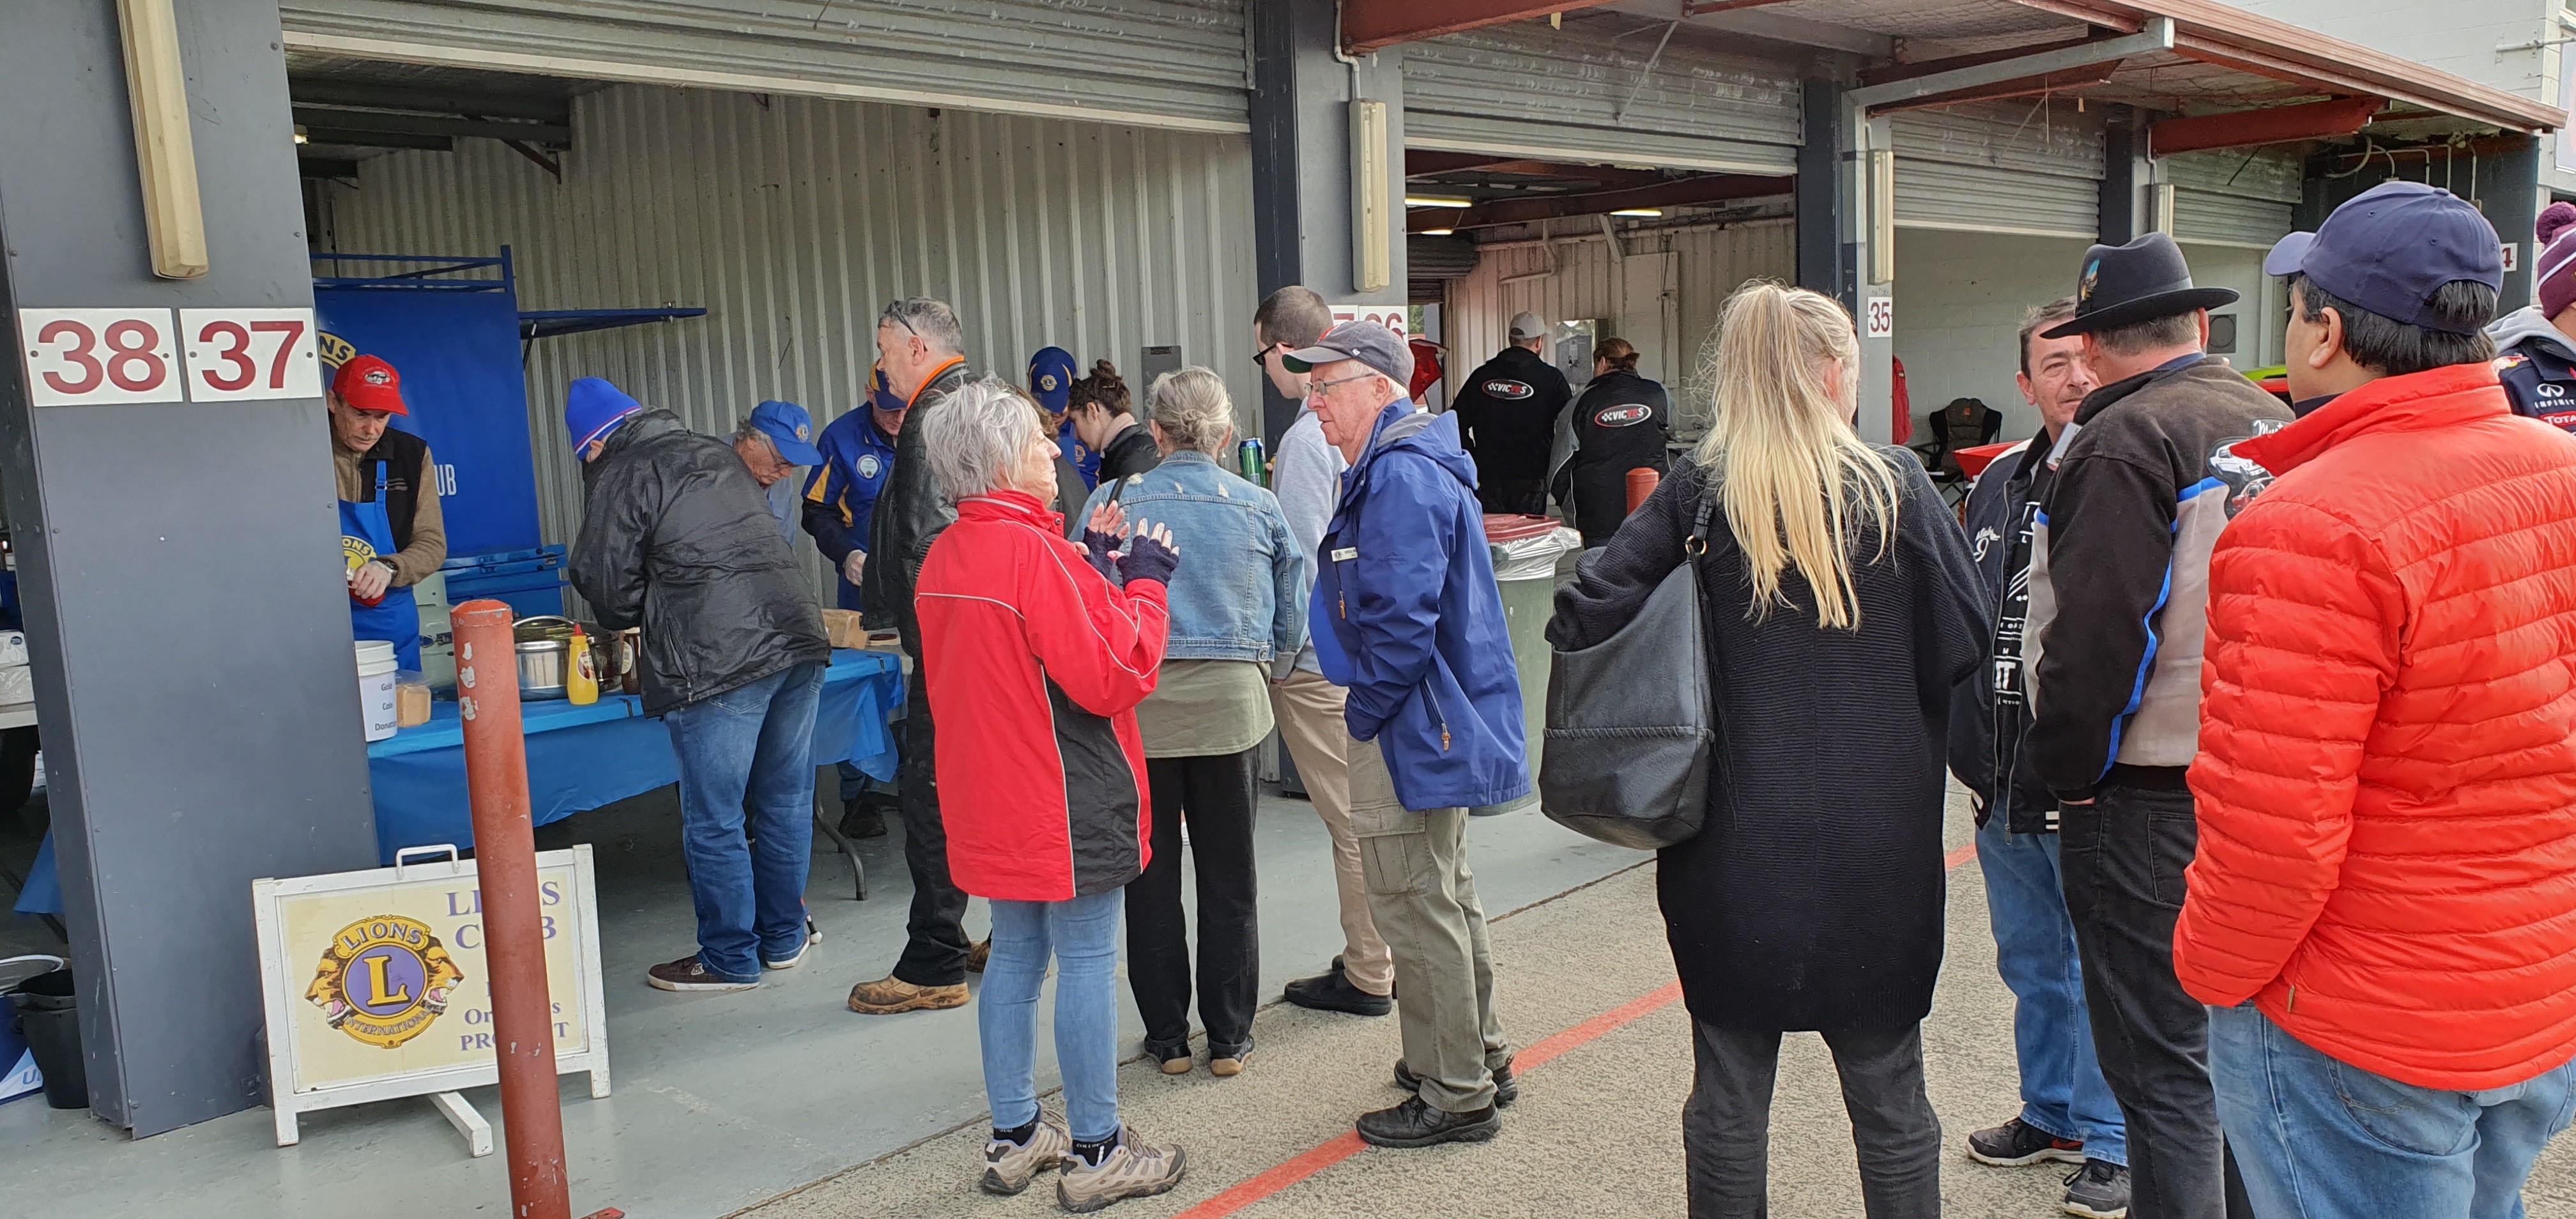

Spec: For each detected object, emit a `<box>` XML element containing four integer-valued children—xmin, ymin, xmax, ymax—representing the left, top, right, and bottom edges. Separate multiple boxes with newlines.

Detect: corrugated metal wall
<box><xmin>280</xmin><ymin>0</ymin><xmax>1251</xmax><ymax>132</ymax></box>
<box><xmin>310</xmin><ymin>82</ymin><xmax>1259</xmax><ymax>604</ymax></box>
<box><xmin>2170</xmin><ymin>148</ymin><xmax>2304</xmax><ymax>248</ymax></box>
<box><xmin>1404</xmin><ymin>21</ymin><xmax>1802</xmax><ymax>172</ymax></box>
<box><xmin>1894</xmin><ymin>100</ymin><xmax>2106</xmax><ymax>240</ymax></box>
<box><xmin>1445</xmin><ymin>219</ymin><xmax>1796</xmax><ymax>436</ymax></box>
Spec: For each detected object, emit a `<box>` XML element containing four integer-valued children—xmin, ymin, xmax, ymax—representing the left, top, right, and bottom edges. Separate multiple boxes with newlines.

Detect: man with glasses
<box><xmin>848</xmin><ymin>296</ymin><xmax>986</xmax><ymax>1016</ymax></box>
<box><xmin>1254</xmin><ymin>287</ymin><xmax>1393</xmax><ymax>1021</ymax></box>
<box><xmin>1286</xmin><ymin>320</ymin><xmax>1527</xmax><ymax>1149</ymax></box>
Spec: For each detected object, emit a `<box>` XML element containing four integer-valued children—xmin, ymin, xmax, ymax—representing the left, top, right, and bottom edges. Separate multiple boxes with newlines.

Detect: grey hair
<box><xmin>1146</xmin><ymin>366</ymin><xmax>1236</xmax><ymax>456</ymax></box>
<box><xmin>878</xmin><ymin>297</ymin><xmax>965</xmax><ymax>356</ymax></box>
<box><xmin>920</xmin><ymin>376</ymin><xmax>1047</xmax><ymax>500</ymax></box>
<box><xmin>732</xmin><ymin>416</ymin><xmax>775</xmax><ymax>454</ymax></box>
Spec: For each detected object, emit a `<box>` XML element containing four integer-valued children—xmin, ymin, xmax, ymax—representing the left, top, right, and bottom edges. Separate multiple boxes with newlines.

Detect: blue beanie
<box><xmin>566</xmin><ymin>377</ymin><xmax>642</xmax><ymax>452</ymax></box>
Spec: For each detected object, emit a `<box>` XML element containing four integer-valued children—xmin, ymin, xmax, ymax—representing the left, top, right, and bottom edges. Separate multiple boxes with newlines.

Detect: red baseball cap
<box><xmin>331</xmin><ymin>355</ymin><xmax>408</xmax><ymax>416</ymax></box>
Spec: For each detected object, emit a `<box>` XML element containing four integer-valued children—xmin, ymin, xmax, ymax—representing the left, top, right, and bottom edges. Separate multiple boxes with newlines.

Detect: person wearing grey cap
<box><xmin>1285</xmin><ymin>320</ymin><xmax>1528</xmax><ymax>1150</ymax></box>
<box><xmin>1449</xmin><ymin>312</ymin><xmax>1572</xmax><ymax>516</ymax></box>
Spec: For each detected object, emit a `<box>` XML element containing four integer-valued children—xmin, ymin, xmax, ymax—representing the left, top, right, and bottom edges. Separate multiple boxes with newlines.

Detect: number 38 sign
<box><xmin>17</xmin><ymin>306</ymin><xmax>320</xmax><ymax>407</ymax></box>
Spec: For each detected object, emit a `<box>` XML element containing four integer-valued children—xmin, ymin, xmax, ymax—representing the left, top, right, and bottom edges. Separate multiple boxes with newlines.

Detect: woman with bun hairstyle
<box><xmin>1070</xmin><ymin>360</ymin><xmax>1162</xmax><ymax>485</ymax></box>
<box><xmin>1554</xmin><ymin>337</ymin><xmax>1673</xmax><ymax>547</ymax></box>
<box><xmin>2485</xmin><ymin>199</ymin><xmax>2576</xmax><ymax>432</ymax></box>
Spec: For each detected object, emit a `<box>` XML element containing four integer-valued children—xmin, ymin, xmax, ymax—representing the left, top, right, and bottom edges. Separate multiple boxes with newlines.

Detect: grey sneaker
<box><xmin>1056</xmin><ymin>1126</ymin><xmax>1185</xmax><ymax>1213</ymax></box>
<box><xmin>979</xmin><ymin>1110</ymin><xmax>1071</xmax><ymax>1196</ymax></box>
<box><xmin>2062</xmin><ymin>1159</ymin><xmax>2131</xmax><ymax>1219</ymax></box>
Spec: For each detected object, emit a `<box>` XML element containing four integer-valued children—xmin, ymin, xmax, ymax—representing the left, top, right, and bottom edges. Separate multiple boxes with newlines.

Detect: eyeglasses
<box><xmin>1252</xmin><ymin>341</ymin><xmax>1282</xmax><ymax>369</ymax></box>
<box><xmin>1307</xmin><ymin>372</ymin><xmax>1376</xmax><ymax>397</ymax></box>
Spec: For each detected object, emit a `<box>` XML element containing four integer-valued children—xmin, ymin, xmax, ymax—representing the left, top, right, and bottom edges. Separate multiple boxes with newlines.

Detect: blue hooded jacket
<box><xmin>1312</xmin><ymin>399</ymin><xmax>1529</xmax><ymax>811</ymax></box>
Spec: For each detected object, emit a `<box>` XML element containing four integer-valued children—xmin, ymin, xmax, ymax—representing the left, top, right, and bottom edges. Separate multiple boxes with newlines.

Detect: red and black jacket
<box><xmin>916</xmin><ymin>489</ymin><xmax>1170</xmax><ymax>901</ymax></box>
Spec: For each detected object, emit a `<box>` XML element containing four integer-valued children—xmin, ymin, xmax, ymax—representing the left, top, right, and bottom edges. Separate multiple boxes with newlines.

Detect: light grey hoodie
<box><xmin>2487</xmin><ymin>306</ymin><xmax>2576</xmax><ymax>361</ymax></box>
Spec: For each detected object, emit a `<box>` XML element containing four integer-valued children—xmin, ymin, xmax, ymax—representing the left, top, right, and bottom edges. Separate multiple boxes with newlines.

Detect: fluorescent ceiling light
<box><xmin>1421</xmin><ymin>229</ymin><xmax>1454</xmax><ymax>236</ymax></box>
<box><xmin>1611</xmin><ymin>208</ymin><xmax>1662</xmax><ymax>217</ymax></box>
<box><xmin>293</xmin><ymin>125</ymin><xmax>310</xmax><ymax>144</ymax></box>
<box><xmin>1405</xmin><ymin>194</ymin><xmax>1473</xmax><ymax>208</ymax></box>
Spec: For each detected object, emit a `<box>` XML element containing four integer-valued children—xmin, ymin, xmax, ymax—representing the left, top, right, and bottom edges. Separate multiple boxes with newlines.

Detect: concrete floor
<box><xmin>7</xmin><ymin>781</ymin><xmax>2575</xmax><ymax>1218</ymax></box>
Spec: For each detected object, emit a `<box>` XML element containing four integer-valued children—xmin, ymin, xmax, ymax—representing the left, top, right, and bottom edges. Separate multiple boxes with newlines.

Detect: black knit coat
<box><xmin>1546</xmin><ymin>449</ymin><xmax>1988</xmax><ymax>1032</ymax></box>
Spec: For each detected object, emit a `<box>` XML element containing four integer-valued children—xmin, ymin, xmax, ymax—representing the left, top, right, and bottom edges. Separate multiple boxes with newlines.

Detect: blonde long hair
<box><xmin>1690</xmin><ymin>282</ymin><xmax>1901</xmax><ymax>631</ymax></box>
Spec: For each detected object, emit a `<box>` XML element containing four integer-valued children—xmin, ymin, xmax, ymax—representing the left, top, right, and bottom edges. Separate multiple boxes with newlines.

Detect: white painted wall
<box><xmin>2226</xmin><ymin>0</ymin><xmax>2553</xmax><ymax>99</ymax></box>
<box><xmin>1894</xmin><ymin>230</ymin><xmax>2286</xmax><ymax>445</ymax></box>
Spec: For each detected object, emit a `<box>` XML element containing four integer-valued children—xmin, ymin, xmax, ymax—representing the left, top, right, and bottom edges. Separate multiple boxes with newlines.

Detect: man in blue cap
<box><xmin>1029</xmin><ymin>345</ymin><xmax>1100</xmax><ymax>491</ymax></box>
<box><xmin>566</xmin><ymin>376</ymin><xmax>832</xmax><ymax>993</ymax></box>
<box><xmin>735</xmin><ymin>399</ymin><xmax>825</xmax><ymax>546</ymax></box>
<box><xmin>802</xmin><ymin>364</ymin><xmax>908</xmax><ymax>838</ymax></box>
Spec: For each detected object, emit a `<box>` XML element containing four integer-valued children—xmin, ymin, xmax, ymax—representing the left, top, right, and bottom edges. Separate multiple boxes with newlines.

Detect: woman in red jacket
<box><xmin>912</xmin><ymin>379</ymin><xmax>1189</xmax><ymax>1213</ymax></box>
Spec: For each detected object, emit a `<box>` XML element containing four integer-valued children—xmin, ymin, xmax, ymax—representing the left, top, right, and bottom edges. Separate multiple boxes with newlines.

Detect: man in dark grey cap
<box><xmin>2022</xmin><ymin>231</ymin><xmax>2287</xmax><ymax>1219</ymax></box>
<box><xmin>1284</xmin><ymin>321</ymin><xmax>1529</xmax><ymax>1151</ymax></box>
<box><xmin>1448</xmin><ymin>311</ymin><xmax>1572</xmax><ymax>515</ymax></box>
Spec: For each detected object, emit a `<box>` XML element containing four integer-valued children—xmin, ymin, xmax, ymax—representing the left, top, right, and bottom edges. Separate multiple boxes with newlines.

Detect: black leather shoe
<box><xmin>838</xmin><ymin>797</ymin><xmax>889</xmax><ymax>839</ymax></box>
<box><xmin>1355</xmin><ymin>1096</ymin><xmax>1500</xmax><ymax>1148</ymax></box>
<box><xmin>1284</xmin><ymin>970</ymin><xmax>1392</xmax><ymax>1016</ymax></box>
<box><xmin>1393</xmin><ymin>1056</ymin><xmax>1517</xmax><ymax>1107</ymax></box>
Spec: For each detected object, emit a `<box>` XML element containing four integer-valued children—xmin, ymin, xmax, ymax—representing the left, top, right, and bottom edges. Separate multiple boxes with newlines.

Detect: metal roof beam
<box><xmin>2149</xmin><ymin>96</ymin><xmax>2384</xmax><ymax>157</ymax></box>
<box><xmin>291</xmin><ymin>106</ymin><xmax>571</xmax><ymax>146</ymax></box>
<box><xmin>288</xmin><ymin>79</ymin><xmax>570</xmax><ymax>123</ymax></box>
<box><xmin>297</xmin><ymin>128</ymin><xmax>456</xmax><ymax>152</ymax></box>
<box><xmin>1343</xmin><ymin>0</ymin><xmax>1624</xmax><ymax>54</ymax></box>
<box><xmin>1407</xmin><ymin>173</ymin><xmax>1793</xmax><ymax>231</ymax></box>
<box><xmin>1848</xmin><ymin>17</ymin><xmax>2173</xmax><ymax>111</ymax></box>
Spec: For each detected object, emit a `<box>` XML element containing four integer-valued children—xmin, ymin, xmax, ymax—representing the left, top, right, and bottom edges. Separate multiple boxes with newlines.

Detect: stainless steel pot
<box><xmin>512</xmin><ymin>615</ymin><xmax>577</xmax><ymax>700</ymax></box>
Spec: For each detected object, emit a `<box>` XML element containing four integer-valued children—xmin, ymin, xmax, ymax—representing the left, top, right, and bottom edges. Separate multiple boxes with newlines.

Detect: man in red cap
<box><xmin>330</xmin><ymin>354</ymin><xmax>445</xmax><ymax>669</ymax></box>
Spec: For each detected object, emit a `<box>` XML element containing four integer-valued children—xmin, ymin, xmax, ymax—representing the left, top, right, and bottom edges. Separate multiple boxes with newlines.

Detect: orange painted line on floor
<box><xmin>1173</xmin><ymin>843</ymin><xmax>1981</xmax><ymax>1218</ymax></box>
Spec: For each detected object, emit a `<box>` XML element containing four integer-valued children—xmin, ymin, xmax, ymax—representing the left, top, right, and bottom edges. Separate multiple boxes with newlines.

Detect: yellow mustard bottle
<box><xmin>567</xmin><ymin>625</ymin><xmax>600</xmax><ymax>705</ymax></box>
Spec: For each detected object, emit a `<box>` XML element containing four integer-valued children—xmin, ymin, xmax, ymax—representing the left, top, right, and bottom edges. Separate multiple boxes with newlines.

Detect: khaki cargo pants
<box><xmin>1347</xmin><ymin>733</ymin><xmax>1510</xmax><ymax>1113</ymax></box>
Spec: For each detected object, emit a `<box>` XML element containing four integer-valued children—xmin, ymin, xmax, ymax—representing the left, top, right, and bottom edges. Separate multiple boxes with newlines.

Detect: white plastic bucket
<box><xmin>355</xmin><ymin>640</ymin><xmax>399</xmax><ymax>741</ymax></box>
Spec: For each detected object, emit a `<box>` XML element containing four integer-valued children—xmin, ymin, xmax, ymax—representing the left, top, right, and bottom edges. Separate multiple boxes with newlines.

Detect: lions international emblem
<box><xmin>305</xmin><ymin>915</ymin><xmax>464</xmax><ymax>1049</ymax></box>
<box><xmin>1038</xmin><ymin>373</ymin><xmax>1060</xmax><ymax>392</ymax></box>
<box><xmin>857</xmin><ymin>454</ymin><xmax>881</xmax><ymax>479</ymax></box>
<box><xmin>342</xmin><ymin>535</ymin><xmax>379</xmax><ymax>577</ymax></box>
<box><xmin>317</xmin><ymin>331</ymin><xmax>357</xmax><ymax>371</ymax></box>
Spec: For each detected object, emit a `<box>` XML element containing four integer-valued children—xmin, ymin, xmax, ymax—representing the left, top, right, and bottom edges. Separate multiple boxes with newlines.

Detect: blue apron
<box><xmin>343</xmin><ymin>459</ymin><xmax>422</xmax><ymax>670</ymax></box>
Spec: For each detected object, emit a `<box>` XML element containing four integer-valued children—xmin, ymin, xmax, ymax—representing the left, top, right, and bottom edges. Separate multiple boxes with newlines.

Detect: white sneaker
<box><xmin>980</xmin><ymin>1110</ymin><xmax>1071</xmax><ymax>1195</ymax></box>
<box><xmin>1057</xmin><ymin>1126</ymin><xmax>1184</xmax><ymax>1213</ymax></box>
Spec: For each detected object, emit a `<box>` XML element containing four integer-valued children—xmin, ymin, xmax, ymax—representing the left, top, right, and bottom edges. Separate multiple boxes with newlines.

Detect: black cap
<box><xmin>2041</xmin><ymin>232</ymin><xmax>2239</xmax><ymax>339</ymax></box>
<box><xmin>2263</xmin><ymin>181</ymin><xmax>2502</xmax><ymax>335</ymax></box>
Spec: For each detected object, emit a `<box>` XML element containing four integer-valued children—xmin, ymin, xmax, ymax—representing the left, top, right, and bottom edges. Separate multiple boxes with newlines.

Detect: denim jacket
<box><xmin>1081</xmin><ymin>448</ymin><xmax>1306</xmax><ymax>663</ymax></box>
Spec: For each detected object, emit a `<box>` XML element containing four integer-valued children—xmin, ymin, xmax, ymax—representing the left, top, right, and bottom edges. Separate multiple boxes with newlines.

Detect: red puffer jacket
<box><xmin>916</xmin><ymin>490</ymin><xmax>1170</xmax><ymax>902</ymax></box>
<box><xmin>2177</xmin><ymin>361</ymin><xmax>2576</xmax><ymax>1091</ymax></box>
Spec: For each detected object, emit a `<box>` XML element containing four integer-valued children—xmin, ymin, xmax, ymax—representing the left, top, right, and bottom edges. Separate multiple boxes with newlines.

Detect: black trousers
<box><xmin>1125</xmin><ymin>749</ymin><xmax>1261</xmax><ymax>1056</ymax></box>
<box><xmin>891</xmin><ymin>663</ymin><xmax>972</xmax><ymax>988</ymax></box>
<box><xmin>1683</xmin><ymin>1018</ymin><xmax>1942</xmax><ymax>1219</ymax></box>
<box><xmin>2060</xmin><ymin>783</ymin><xmax>2255</xmax><ymax>1219</ymax></box>
<box><xmin>1476</xmin><ymin>477</ymin><xmax>1547</xmax><ymax>517</ymax></box>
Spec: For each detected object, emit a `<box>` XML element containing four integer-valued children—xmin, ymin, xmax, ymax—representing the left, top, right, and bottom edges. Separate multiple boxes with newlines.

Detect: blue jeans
<box><xmin>1979</xmin><ymin>813</ymin><xmax>2127</xmax><ymax>1167</ymax></box>
<box><xmin>2210</xmin><ymin>1004</ymin><xmax>2576</xmax><ymax>1219</ymax></box>
<box><xmin>980</xmin><ymin>890</ymin><xmax>1123</xmax><ymax>1144</ymax></box>
<box><xmin>663</xmin><ymin>662</ymin><xmax>825</xmax><ymax>982</ymax></box>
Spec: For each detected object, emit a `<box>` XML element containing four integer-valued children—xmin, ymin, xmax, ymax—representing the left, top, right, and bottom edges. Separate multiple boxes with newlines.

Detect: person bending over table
<box><xmin>565</xmin><ymin>376</ymin><xmax>832</xmax><ymax>993</ymax></box>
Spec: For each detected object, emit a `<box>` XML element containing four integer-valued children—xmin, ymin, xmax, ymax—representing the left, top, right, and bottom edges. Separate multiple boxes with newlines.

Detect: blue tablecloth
<box><xmin>16</xmin><ymin>649</ymin><xmax>903</xmax><ymax>914</ymax></box>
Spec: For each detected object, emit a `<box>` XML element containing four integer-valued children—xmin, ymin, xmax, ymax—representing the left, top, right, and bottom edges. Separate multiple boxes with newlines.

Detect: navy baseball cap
<box><xmin>749</xmin><ymin>399</ymin><xmax>824</xmax><ymax>465</ymax></box>
<box><xmin>1028</xmin><ymin>346</ymin><xmax>1077</xmax><ymax>415</ymax></box>
<box><xmin>2264</xmin><ymin>181</ymin><xmax>2502</xmax><ymax>335</ymax></box>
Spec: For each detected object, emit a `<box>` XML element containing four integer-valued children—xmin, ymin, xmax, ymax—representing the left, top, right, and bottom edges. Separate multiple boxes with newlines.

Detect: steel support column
<box><xmin>0</xmin><ymin>1</ymin><xmax>378</xmax><ymax>1133</ymax></box>
<box><xmin>1248</xmin><ymin>0</ymin><xmax>1407</xmax><ymax>443</ymax></box>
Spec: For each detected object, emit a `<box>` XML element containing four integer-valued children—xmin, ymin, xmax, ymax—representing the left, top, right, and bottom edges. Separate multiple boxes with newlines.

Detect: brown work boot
<box><xmin>967</xmin><ymin>938</ymin><xmax>993</xmax><ymax>972</ymax></box>
<box><xmin>845</xmin><ymin>975</ymin><xmax>969</xmax><ymax>1014</ymax></box>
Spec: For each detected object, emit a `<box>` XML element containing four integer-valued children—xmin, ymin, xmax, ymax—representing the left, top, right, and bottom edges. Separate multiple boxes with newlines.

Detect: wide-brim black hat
<box><xmin>2042</xmin><ymin>232</ymin><xmax>2239</xmax><ymax>338</ymax></box>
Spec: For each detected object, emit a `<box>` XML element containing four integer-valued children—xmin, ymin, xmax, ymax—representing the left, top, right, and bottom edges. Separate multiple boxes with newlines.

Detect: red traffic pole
<box><xmin>454</xmin><ymin>599</ymin><xmax>572</xmax><ymax>1219</ymax></box>
<box><xmin>1625</xmin><ymin>466</ymin><xmax>1661</xmax><ymax>514</ymax></box>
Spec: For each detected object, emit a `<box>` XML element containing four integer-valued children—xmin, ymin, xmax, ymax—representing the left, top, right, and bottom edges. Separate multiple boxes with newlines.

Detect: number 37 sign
<box><xmin>17</xmin><ymin>306</ymin><xmax>321</xmax><ymax>407</ymax></box>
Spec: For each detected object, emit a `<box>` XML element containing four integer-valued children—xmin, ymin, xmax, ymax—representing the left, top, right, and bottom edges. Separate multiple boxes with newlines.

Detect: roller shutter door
<box><xmin>1893</xmin><ymin>101</ymin><xmax>2105</xmax><ymax>240</ymax></box>
<box><xmin>279</xmin><ymin>0</ymin><xmax>1250</xmax><ymax>132</ymax></box>
<box><xmin>1402</xmin><ymin>20</ymin><xmax>1802</xmax><ymax>174</ymax></box>
<box><xmin>2170</xmin><ymin>148</ymin><xmax>2303</xmax><ymax>247</ymax></box>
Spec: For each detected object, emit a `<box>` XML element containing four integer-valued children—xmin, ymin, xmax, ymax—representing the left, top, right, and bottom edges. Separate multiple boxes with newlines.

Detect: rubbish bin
<box><xmin>1476</xmin><ymin>515</ymin><xmax>1584</xmax><ymax>816</ymax></box>
<box><xmin>0</xmin><ymin>954</ymin><xmax>61</xmax><ymax>1105</ymax></box>
<box><xmin>8</xmin><ymin>967</ymin><xmax>84</xmax><ymax>1109</ymax></box>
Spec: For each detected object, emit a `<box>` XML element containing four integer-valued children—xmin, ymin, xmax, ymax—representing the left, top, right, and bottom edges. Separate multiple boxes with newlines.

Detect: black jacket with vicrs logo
<box><xmin>1558</xmin><ymin>369</ymin><xmax>1672</xmax><ymax>547</ymax></box>
<box><xmin>1451</xmin><ymin>345</ymin><xmax>1571</xmax><ymax>484</ymax></box>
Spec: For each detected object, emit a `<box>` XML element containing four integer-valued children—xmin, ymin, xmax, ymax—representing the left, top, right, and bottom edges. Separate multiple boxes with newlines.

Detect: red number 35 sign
<box><xmin>17</xmin><ymin>307</ymin><xmax>321</xmax><ymax>407</ymax></box>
